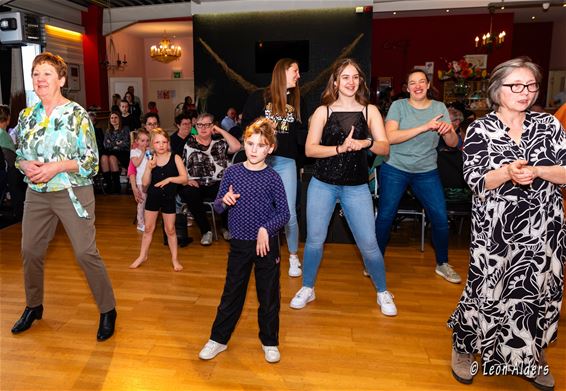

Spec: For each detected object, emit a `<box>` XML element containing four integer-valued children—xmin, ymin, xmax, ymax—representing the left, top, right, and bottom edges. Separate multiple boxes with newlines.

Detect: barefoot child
<box><xmin>130</xmin><ymin>128</ymin><xmax>187</xmax><ymax>271</ymax></box>
<box><xmin>198</xmin><ymin>117</ymin><xmax>290</xmax><ymax>363</ymax></box>
<box><xmin>129</xmin><ymin>129</ymin><xmax>150</xmax><ymax>231</ymax></box>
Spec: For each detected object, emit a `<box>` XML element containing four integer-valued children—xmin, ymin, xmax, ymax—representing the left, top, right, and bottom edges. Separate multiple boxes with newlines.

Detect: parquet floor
<box><xmin>0</xmin><ymin>194</ymin><xmax>564</xmax><ymax>390</ymax></box>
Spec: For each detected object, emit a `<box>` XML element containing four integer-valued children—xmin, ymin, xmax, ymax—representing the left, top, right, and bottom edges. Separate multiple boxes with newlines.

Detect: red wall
<box><xmin>512</xmin><ymin>22</ymin><xmax>553</xmax><ymax>106</ymax></box>
<box><xmin>372</xmin><ymin>13</ymin><xmax>514</xmax><ymax>95</ymax></box>
<box><xmin>82</xmin><ymin>4</ymin><xmax>108</xmax><ymax>110</ymax></box>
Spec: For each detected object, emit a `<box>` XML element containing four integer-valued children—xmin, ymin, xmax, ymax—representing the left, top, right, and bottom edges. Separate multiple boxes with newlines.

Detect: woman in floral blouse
<box><xmin>11</xmin><ymin>52</ymin><xmax>117</xmax><ymax>342</ymax></box>
<box><xmin>100</xmin><ymin>110</ymin><xmax>130</xmax><ymax>193</ymax></box>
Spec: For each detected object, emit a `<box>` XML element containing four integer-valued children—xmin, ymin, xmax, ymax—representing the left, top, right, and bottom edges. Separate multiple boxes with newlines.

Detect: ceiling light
<box><xmin>150</xmin><ymin>32</ymin><xmax>182</xmax><ymax>63</ymax></box>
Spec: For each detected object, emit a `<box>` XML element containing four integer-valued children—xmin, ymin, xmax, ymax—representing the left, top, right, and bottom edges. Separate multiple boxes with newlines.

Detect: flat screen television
<box><xmin>255</xmin><ymin>40</ymin><xmax>309</xmax><ymax>73</ymax></box>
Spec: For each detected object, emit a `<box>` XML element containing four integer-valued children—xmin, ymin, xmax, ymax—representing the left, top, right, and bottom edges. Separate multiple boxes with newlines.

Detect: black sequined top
<box><xmin>313</xmin><ymin>107</ymin><xmax>370</xmax><ymax>186</ymax></box>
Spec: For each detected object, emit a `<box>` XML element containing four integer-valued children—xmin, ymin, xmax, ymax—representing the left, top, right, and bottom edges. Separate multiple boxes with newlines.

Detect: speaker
<box><xmin>0</xmin><ymin>12</ymin><xmax>41</xmax><ymax>46</ymax></box>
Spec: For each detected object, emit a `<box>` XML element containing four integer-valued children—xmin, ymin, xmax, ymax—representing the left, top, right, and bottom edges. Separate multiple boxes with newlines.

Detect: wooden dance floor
<box><xmin>1</xmin><ymin>194</ymin><xmax>564</xmax><ymax>390</ymax></box>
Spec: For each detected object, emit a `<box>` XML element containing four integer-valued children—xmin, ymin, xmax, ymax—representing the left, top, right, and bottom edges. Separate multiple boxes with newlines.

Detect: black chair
<box><xmin>437</xmin><ymin>150</ymin><xmax>472</xmax><ymax>234</ymax></box>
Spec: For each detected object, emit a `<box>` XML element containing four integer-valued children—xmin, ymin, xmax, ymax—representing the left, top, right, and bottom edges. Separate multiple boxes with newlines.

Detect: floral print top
<box><xmin>15</xmin><ymin>100</ymin><xmax>98</xmax><ymax>218</ymax></box>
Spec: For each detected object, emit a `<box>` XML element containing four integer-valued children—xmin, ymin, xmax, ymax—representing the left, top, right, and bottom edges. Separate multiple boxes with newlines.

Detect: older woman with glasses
<box><xmin>178</xmin><ymin>113</ymin><xmax>241</xmax><ymax>245</ymax></box>
<box><xmin>448</xmin><ymin>57</ymin><xmax>566</xmax><ymax>391</ymax></box>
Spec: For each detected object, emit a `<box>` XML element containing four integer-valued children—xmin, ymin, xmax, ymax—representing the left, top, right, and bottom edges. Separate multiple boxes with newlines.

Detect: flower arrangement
<box><xmin>438</xmin><ymin>58</ymin><xmax>488</xmax><ymax>81</ymax></box>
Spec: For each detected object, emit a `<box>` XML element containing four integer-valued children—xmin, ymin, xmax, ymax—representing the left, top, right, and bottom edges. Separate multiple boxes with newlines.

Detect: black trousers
<box><xmin>178</xmin><ymin>182</ymin><xmax>227</xmax><ymax>234</ymax></box>
<box><xmin>210</xmin><ymin>236</ymin><xmax>281</xmax><ymax>346</ymax></box>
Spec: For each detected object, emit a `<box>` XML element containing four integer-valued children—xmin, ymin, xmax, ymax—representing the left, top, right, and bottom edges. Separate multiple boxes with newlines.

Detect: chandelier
<box><xmin>101</xmin><ymin>0</ymin><xmax>127</xmax><ymax>71</ymax></box>
<box><xmin>150</xmin><ymin>33</ymin><xmax>182</xmax><ymax>63</ymax></box>
<box><xmin>474</xmin><ymin>7</ymin><xmax>506</xmax><ymax>49</ymax></box>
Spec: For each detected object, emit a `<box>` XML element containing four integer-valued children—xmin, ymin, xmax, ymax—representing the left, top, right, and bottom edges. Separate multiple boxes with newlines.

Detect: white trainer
<box><xmin>198</xmin><ymin>339</ymin><xmax>227</xmax><ymax>360</ymax></box>
<box><xmin>262</xmin><ymin>345</ymin><xmax>280</xmax><ymax>363</ymax></box>
<box><xmin>377</xmin><ymin>291</ymin><xmax>398</xmax><ymax>316</ymax></box>
<box><xmin>435</xmin><ymin>263</ymin><xmax>462</xmax><ymax>284</ymax></box>
<box><xmin>288</xmin><ymin>254</ymin><xmax>302</xmax><ymax>277</ymax></box>
<box><xmin>290</xmin><ymin>287</ymin><xmax>315</xmax><ymax>309</ymax></box>
<box><xmin>200</xmin><ymin>231</ymin><xmax>213</xmax><ymax>246</ymax></box>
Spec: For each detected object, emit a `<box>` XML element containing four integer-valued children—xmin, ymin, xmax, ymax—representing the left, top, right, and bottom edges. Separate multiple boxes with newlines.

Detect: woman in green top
<box><xmin>10</xmin><ymin>52</ymin><xmax>117</xmax><ymax>342</ymax></box>
<box><xmin>375</xmin><ymin>69</ymin><xmax>462</xmax><ymax>284</ymax></box>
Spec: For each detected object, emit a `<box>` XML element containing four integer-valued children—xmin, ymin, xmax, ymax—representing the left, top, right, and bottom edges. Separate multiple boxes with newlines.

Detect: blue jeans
<box><xmin>302</xmin><ymin>177</ymin><xmax>387</xmax><ymax>292</ymax></box>
<box><xmin>375</xmin><ymin>163</ymin><xmax>449</xmax><ymax>265</ymax></box>
<box><xmin>268</xmin><ymin>156</ymin><xmax>299</xmax><ymax>254</ymax></box>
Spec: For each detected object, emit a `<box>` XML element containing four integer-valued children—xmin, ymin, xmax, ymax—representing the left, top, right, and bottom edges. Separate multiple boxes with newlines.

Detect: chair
<box><xmin>202</xmin><ymin>199</ymin><xmax>219</xmax><ymax>240</ymax></box>
<box><xmin>437</xmin><ymin>150</ymin><xmax>472</xmax><ymax>234</ymax></box>
<box><xmin>231</xmin><ymin>149</ymin><xmax>247</xmax><ymax>165</ymax></box>
<box><xmin>371</xmin><ymin>166</ymin><xmax>427</xmax><ymax>252</ymax></box>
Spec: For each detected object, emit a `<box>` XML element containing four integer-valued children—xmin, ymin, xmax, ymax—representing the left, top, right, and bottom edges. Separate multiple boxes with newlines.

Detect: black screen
<box><xmin>255</xmin><ymin>40</ymin><xmax>309</xmax><ymax>73</ymax></box>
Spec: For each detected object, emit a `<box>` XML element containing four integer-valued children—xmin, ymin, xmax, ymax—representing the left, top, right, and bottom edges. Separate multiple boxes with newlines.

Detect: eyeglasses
<box><xmin>196</xmin><ymin>123</ymin><xmax>213</xmax><ymax>128</ymax></box>
<box><xmin>502</xmin><ymin>83</ymin><xmax>539</xmax><ymax>93</ymax></box>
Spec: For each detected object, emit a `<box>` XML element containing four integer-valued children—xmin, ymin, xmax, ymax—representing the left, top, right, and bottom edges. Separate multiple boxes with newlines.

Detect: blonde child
<box><xmin>130</xmin><ymin>129</ymin><xmax>150</xmax><ymax>231</ymax></box>
<box><xmin>198</xmin><ymin>118</ymin><xmax>290</xmax><ymax>363</ymax></box>
<box><xmin>130</xmin><ymin>128</ymin><xmax>187</xmax><ymax>271</ymax></box>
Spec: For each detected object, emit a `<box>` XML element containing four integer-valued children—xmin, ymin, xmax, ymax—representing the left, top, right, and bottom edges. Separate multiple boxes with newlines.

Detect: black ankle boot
<box><xmin>103</xmin><ymin>172</ymin><xmax>112</xmax><ymax>193</ymax></box>
<box><xmin>175</xmin><ymin>213</ymin><xmax>193</xmax><ymax>247</ymax></box>
<box><xmin>11</xmin><ymin>304</ymin><xmax>43</xmax><ymax>334</ymax></box>
<box><xmin>97</xmin><ymin>308</ymin><xmax>117</xmax><ymax>341</ymax></box>
<box><xmin>110</xmin><ymin>172</ymin><xmax>121</xmax><ymax>194</ymax></box>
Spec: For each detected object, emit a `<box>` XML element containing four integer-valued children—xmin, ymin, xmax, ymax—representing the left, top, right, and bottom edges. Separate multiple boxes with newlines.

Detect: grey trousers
<box><xmin>21</xmin><ymin>186</ymin><xmax>116</xmax><ymax>313</ymax></box>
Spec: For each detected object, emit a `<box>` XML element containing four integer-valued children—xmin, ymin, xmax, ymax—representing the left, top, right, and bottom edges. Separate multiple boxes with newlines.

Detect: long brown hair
<box><xmin>321</xmin><ymin>58</ymin><xmax>369</xmax><ymax>106</ymax></box>
<box><xmin>264</xmin><ymin>58</ymin><xmax>302</xmax><ymax>122</ymax></box>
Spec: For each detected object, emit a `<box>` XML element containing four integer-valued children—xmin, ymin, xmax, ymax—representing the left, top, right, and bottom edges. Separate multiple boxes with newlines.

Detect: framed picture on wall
<box><xmin>464</xmin><ymin>54</ymin><xmax>488</xmax><ymax>69</ymax></box>
<box><xmin>66</xmin><ymin>63</ymin><xmax>80</xmax><ymax>91</ymax></box>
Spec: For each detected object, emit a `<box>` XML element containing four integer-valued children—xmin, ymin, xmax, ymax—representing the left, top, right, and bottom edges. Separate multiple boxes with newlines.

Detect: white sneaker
<box><xmin>222</xmin><ymin>229</ymin><xmax>232</xmax><ymax>241</ymax></box>
<box><xmin>377</xmin><ymin>291</ymin><xmax>398</xmax><ymax>316</ymax></box>
<box><xmin>200</xmin><ymin>231</ymin><xmax>213</xmax><ymax>246</ymax></box>
<box><xmin>288</xmin><ymin>255</ymin><xmax>302</xmax><ymax>277</ymax></box>
<box><xmin>136</xmin><ymin>224</ymin><xmax>145</xmax><ymax>232</ymax></box>
<box><xmin>290</xmin><ymin>287</ymin><xmax>315</xmax><ymax>309</ymax></box>
<box><xmin>262</xmin><ymin>345</ymin><xmax>280</xmax><ymax>363</ymax></box>
<box><xmin>435</xmin><ymin>263</ymin><xmax>462</xmax><ymax>284</ymax></box>
<box><xmin>362</xmin><ymin>269</ymin><xmax>370</xmax><ymax>277</ymax></box>
<box><xmin>198</xmin><ymin>339</ymin><xmax>227</xmax><ymax>360</ymax></box>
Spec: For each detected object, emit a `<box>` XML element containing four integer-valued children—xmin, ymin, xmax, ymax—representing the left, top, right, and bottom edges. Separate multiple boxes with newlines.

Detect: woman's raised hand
<box><xmin>340</xmin><ymin>126</ymin><xmax>365</xmax><ymax>153</ymax></box>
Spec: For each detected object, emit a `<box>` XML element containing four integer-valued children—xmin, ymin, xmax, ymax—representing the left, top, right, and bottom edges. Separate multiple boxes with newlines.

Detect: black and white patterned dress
<box><xmin>448</xmin><ymin>111</ymin><xmax>566</xmax><ymax>376</ymax></box>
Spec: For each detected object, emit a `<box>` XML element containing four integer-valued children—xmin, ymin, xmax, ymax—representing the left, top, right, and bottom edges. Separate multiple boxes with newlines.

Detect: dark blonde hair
<box><xmin>487</xmin><ymin>56</ymin><xmax>542</xmax><ymax>111</ymax></box>
<box><xmin>264</xmin><ymin>58</ymin><xmax>302</xmax><ymax>122</ymax></box>
<box><xmin>150</xmin><ymin>127</ymin><xmax>171</xmax><ymax>143</ymax></box>
<box><xmin>135</xmin><ymin>128</ymin><xmax>150</xmax><ymax>140</ymax></box>
<box><xmin>244</xmin><ymin>117</ymin><xmax>277</xmax><ymax>147</ymax></box>
<box><xmin>32</xmin><ymin>52</ymin><xmax>67</xmax><ymax>79</ymax></box>
<box><xmin>321</xmin><ymin>58</ymin><xmax>369</xmax><ymax>106</ymax></box>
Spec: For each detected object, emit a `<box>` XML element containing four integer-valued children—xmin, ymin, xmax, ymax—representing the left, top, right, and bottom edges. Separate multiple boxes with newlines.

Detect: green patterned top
<box><xmin>15</xmin><ymin>100</ymin><xmax>99</xmax><ymax>218</ymax></box>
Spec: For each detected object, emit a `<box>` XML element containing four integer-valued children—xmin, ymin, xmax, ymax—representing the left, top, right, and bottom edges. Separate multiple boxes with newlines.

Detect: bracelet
<box><xmin>336</xmin><ymin>144</ymin><xmax>341</xmax><ymax>155</ymax></box>
<box><xmin>365</xmin><ymin>137</ymin><xmax>374</xmax><ymax>150</ymax></box>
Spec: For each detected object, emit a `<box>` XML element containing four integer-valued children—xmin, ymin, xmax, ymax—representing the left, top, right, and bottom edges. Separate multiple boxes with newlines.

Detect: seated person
<box><xmin>100</xmin><ymin>111</ymin><xmax>130</xmax><ymax>193</ymax></box>
<box><xmin>178</xmin><ymin>113</ymin><xmax>241</xmax><ymax>245</ymax></box>
<box><xmin>170</xmin><ymin>112</ymin><xmax>193</xmax><ymax>156</ymax></box>
<box><xmin>0</xmin><ymin>104</ymin><xmax>26</xmax><ymax>219</ymax></box>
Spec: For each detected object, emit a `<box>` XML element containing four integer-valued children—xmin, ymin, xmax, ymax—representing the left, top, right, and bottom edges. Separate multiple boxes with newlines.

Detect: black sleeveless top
<box><xmin>313</xmin><ymin>107</ymin><xmax>370</xmax><ymax>186</ymax></box>
<box><xmin>148</xmin><ymin>153</ymin><xmax>178</xmax><ymax>199</ymax></box>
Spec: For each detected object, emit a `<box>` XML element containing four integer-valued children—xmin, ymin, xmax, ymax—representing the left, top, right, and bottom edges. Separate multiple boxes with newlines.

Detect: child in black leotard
<box><xmin>130</xmin><ymin>128</ymin><xmax>188</xmax><ymax>271</ymax></box>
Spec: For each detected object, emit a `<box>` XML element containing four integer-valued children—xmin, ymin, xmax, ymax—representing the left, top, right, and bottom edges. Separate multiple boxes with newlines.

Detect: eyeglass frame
<box><xmin>501</xmin><ymin>82</ymin><xmax>540</xmax><ymax>93</ymax></box>
<box><xmin>195</xmin><ymin>122</ymin><xmax>214</xmax><ymax>128</ymax></box>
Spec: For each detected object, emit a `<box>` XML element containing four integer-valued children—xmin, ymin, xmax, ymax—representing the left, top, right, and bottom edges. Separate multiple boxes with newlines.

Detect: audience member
<box><xmin>289</xmin><ymin>58</ymin><xmax>395</xmax><ymax>316</ymax></box>
<box><xmin>170</xmin><ymin>112</ymin><xmax>192</xmax><ymax>156</ymax></box>
<box><xmin>100</xmin><ymin>111</ymin><xmax>130</xmax><ymax>193</ymax></box>
<box><xmin>124</xmin><ymin>91</ymin><xmax>142</xmax><ymax>130</ymax></box>
<box><xmin>110</xmin><ymin>93</ymin><xmax>121</xmax><ymax>112</ymax></box>
<box><xmin>178</xmin><ymin>113</ymin><xmax>241</xmax><ymax>245</ymax></box>
<box><xmin>220</xmin><ymin>107</ymin><xmax>237</xmax><ymax>131</ymax></box>
<box><xmin>118</xmin><ymin>100</ymin><xmax>135</xmax><ymax>132</ymax></box>
<box><xmin>130</xmin><ymin>129</ymin><xmax>150</xmax><ymax>232</ymax></box>
<box><xmin>127</xmin><ymin>85</ymin><xmax>142</xmax><ymax>109</ymax></box>
<box><xmin>147</xmin><ymin>101</ymin><xmax>158</xmax><ymax>114</ymax></box>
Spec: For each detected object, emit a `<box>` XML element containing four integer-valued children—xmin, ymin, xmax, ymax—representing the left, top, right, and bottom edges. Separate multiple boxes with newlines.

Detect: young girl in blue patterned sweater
<box><xmin>198</xmin><ymin>118</ymin><xmax>290</xmax><ymax>363</ymax></box>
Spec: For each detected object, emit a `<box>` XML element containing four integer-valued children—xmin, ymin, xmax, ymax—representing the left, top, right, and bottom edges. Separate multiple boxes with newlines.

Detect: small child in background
<box><xmin>148</xmin><ymin>101</ymin><xmax>158</xmax><ymax>114</ymax></box>
<box><xmin>198</xmin><ymin>117</ymin><xmax>290</xmax><ymax>363</ymax></box>
<box><xmin>130</xmin><ymin>129</ymin><xmax>150</xmax><ymax>231</ymax></box>
<box><xmin>130</xmin><ymin>128</ymin><xmax>188</xmax><ymax>271</ymax></box>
